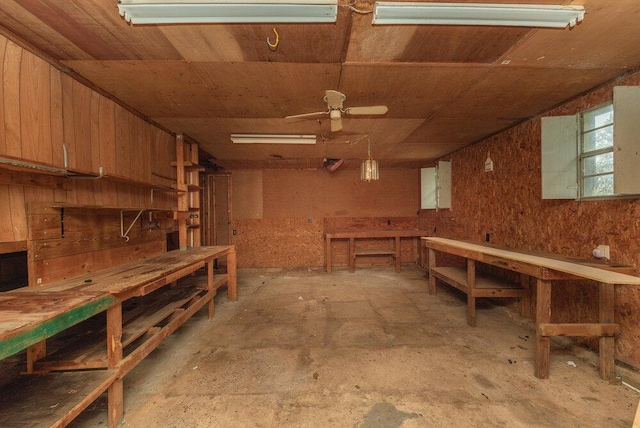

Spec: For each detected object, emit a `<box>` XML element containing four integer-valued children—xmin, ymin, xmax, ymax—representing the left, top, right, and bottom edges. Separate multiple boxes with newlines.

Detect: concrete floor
<box><xmin>73</xmin><ymin>266</ymin><xmax>640</xmax><ymax>427</ymax></box>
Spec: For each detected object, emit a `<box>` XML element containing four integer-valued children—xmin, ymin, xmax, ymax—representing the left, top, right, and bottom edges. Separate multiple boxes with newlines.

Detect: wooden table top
<box><xmin>0</xmin><ymin>290</ymin><xmax>116</xmax><ymax>360</ymax></box>
<box><xmin>424</xmin><ymin>237</ymin><xmax>640</xmax><ymax>285</ymax></box>
<box><xmin>13</xmin><ymin>246</ymin><xmax>234</xmax><ymax>297</ymax></box>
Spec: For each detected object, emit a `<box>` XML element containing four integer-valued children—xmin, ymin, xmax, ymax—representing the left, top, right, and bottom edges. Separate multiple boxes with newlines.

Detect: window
<box><xmin>579</xmin><ymin>103</ymin><xmax>614</xmax><ymax>198</ymax></box>
<box><xmin>421</xmin><ymin>161</ymin><xmax>451</xmax><ymax>210</ymax></box>
<box><xmin>541</xmin><ymin>86</ymin><xmax>640</xmax><ymax>200</ymax></box>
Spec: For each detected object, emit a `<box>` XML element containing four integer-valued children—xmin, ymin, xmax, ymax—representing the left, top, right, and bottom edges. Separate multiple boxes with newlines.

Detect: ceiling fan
<box><xmin>285</xmin><ymin>90</ymin><xmax>388</xmax><ymax>132</ymax></box>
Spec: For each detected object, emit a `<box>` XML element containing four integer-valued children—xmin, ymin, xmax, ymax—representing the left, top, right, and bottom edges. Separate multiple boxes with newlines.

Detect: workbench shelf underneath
<box><xmin>33</xmin><ymin>280</ymin><xmax>222</xmax><ymax>372</ymax></box>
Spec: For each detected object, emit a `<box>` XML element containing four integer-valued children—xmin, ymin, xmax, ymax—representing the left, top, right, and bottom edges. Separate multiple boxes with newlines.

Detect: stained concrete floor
<box><xmin>73</xmin><ymin>266</ymin><xmax>640</xmax><ymax>427</ymax></box>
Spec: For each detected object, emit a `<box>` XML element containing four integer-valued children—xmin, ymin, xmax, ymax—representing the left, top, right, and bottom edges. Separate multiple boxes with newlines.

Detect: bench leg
<box><xmin>428</xmin><ymin>249</ymin><xmax>437</xmax><ymax>294</ymax></box>
<box><xmin>467</xmin><ymin>293</ymin><xmax>476</xmax><ymax>327</ymax></box>
<box><xmin>207</xmin><ymin>260</ymin><xmax>215</xmax><ymax>318</ymax></box>
<box><xmin>520</xmin><ymin>274</ymin><xmax>532</xmax><ymax>319</ymax></box>
<box><xmin>535</xmin><ymin>279</ymin><xmax>551</xmax><ymax>379</ymax></box>
<box><xmin>349</xmin><ymin>238</ymin><xmax>355</xmax><ymax>273</ymax></box>
<box><xmin>108</xmin><ymin>378</ymin><xmax>124</xmax><ymax>428</ymax></box>
<box><xmin>599</xmin><ymin>282</ymin><xmax>616</xmax><ymax>380</ymax></box>
<box><xmin>107</xmin><ymin>303</ymin><xmax>124</xmax><ymax>426</ymax></box>
<box><xmin>326</xmin><ymin>236</ymin><xmax>332</xmax><ymax>273</ymax></box>
<box><xmin>466</xmin><ymin>259</ymin><xmax>476</xmax><ymax>327</ymax></box>
<box><xmin>227</xmin><ymin>248</ymin><xmax>237</xmax><ymax>301</ymax></box>
<box><xmin>395</xmin><ymin>237</ymin><xmax>401</xmax><ymax>273</ymax></box>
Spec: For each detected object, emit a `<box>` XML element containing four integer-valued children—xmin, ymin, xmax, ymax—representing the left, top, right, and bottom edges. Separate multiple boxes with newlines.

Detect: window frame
<box><xmin>578</xmin><ymin>102</ymin><xmax>615</xmax><ymax>199</ymax></box>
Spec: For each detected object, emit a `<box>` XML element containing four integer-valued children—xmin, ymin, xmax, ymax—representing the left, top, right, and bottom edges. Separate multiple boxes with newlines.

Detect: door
<box><xmin>204</xmin><ymin>175</ymin><xmax>232</xmax><ymax>267</ymax></box>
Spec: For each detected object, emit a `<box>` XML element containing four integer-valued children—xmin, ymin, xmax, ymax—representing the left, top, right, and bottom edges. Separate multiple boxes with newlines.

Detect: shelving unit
<box><xmin>172</xmin><ymin>135</ymin><xmax>204</xmax><ymax>249</ymax></box>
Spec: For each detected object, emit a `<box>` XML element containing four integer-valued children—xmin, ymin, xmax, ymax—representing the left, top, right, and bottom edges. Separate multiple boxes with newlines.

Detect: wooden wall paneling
<box><xmin>31</xmin><ymin>240</ymin><xmax>166</xmax><ymax>285</ymax></box>
<box><xmin>128</xmin><ymin>114</ymin><xmax>140</xmax><ymax>182</ymax></box>
<box><xmin>115</xmin><ymin>183</ymin><xmax>134</xmax><ymax>209</ymax></box>
<box><xmin>19</xmin><ymin>48</ymin><xmax>52</xmax><ymax>165</ymax></box>
<box><xmin>3</xmin><ymin>40</ymin><xmax>22</xmax><ymax>158</ymax></box>
<box><xmin>0</xmin><ymin>36</ymin><xmax>6</xmax><ymax>155</ymax></box>
<box><xmin>100</xmin><ymin>181</ymin><xmax>119</xmax><ymax>207</ymax></box>
<box><xmin>73</xmin><ymin>179</ymin><xmax>97</xmax><ymax>206</ymax></box>
<box><xmin>0</xmin><ymin>185</ymin><xmax>15</xmax><ymax>242</ymax></box>
<box><xmin>8</xmin><ymin>185</ymin><xmax>27</xmax><ymax>241</ymax></box>
<box><xmin>70</xmin><ymin>79</ymin><xmax>93</xmax><ymax>172</ymax></box>
<box><xmin>90</xmin><ymin>90</ymin><xmax>102</xmax><ymax>172</ymax></box>
<box><xmin>49</xmin><ymin>68</ymin><xmax>64</xmax><ymax>168</ymax></box>
<box><xmin>27</xmin><ymin>205</ymin><xmax>166</xmax><ymax>284</ymax></box>
<box><xmin>61</xmin><ymin>73</ymin><xmax>75</xmax><ymax>169</ymax></box>
<box><xmin>150</xmin><ymin>127</ymin><xmax>176</xmax><ymax>187</ymax></box>
<box><xmin>114</xmin><ymin>105</ymin><xmax>131</xmax><ymax>180</ymax></box>
<box><xmin>98</xmin><ymin>94</ymin><xmax>116</xmax><ymax>174</ymax></box>
<box><xmin>137</xmin><ymin>118</ymin><xmax>152</xmax><ymax>183</ymax></box>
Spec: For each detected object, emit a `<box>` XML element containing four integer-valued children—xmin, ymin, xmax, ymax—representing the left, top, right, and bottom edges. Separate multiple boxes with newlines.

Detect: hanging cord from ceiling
<box><xmin>348</xmin><ymin>1</ymin><xmax>373</xmax><ymax>14</ymax></box>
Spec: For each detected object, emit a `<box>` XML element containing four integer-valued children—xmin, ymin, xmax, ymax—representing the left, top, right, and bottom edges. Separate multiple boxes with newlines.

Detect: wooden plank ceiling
<box><xmin>1</xmin><ymin>0</ymin><xmax>639</xmax><ymax>170</ymax></box>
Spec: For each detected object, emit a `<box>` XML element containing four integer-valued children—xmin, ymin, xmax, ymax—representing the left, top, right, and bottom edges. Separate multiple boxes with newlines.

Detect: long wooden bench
<box><xmin>424</xmin><ymin>237</ymin><xmax>640</xmax><ymax>380</ymax></box>
<box><xmin>325</xmin><ymin>230</ymin><xmax>429</xmax><ymax>273</ymax></box>
<box><xmin>0</xmin><ymin>245</ymin><xmax>236</xmax><ymax>427</ymax></box>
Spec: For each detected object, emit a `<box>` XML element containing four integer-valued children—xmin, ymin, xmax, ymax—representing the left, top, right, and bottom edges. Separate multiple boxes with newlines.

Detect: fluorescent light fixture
<box><xmin>231</xmin><ymin>134</ymin><xmax>316</xmax><ymax>144</ymax></box>
<box><xmin>118</xmin><ymin>0</ymin><xmax>338</xmax><ymax>24</ymax></box>
<box><xmin>372</xmin><ymin>2</ymin><xmax>585</xmax><ymax>28</ymax></box>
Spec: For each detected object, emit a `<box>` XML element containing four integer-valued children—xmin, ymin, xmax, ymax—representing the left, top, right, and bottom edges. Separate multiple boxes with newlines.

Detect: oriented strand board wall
<box><xmin>231</xmin><ymin>168</ymin><xmax>421</xmax><ymax>268</ymax></box>
<box><xmin>418</xmin><ymin>71</ymin><xmax>640</xmax><ymax>369</ymax></box>
<box><xmin>263</xmin><ymin>169</ymin><xmax>420</xmax><ymax>218</ymax></box>
<box><xmin>0</xmin><ymin>35</ymin><xmax>177</xmax><ymax>247</ymax></box>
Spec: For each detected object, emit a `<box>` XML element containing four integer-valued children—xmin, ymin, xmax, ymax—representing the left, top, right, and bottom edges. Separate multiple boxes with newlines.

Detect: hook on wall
<box><xmin>267</xmin><ymin>28</ymin><xmax>279</xmax><ymax>50</ymax></box>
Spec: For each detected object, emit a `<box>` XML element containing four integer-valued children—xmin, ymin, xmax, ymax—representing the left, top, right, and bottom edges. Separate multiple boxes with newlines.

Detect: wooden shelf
<box><xmin>354</xmin><ymin>248</ymin><xmax>396</xmax><ymax>256</ymax></box>
<box><xmin>170</xmin><ymin>161</ymin><xmax>205</xmax><ymax>172</ymax></box>
<box><xmin>0</xmin><ymin>370</ymin><xmax>117</xmax><ymax>427</ymax></box>
<box><xmin>35</xmin><ymin>284</ymin><xmax>207</xmax><ymax>371</ymax></box>
<box><xmin>430</xmin><ymin>266</ymin><xmax>526</xmax><ymax>298</ymax></box>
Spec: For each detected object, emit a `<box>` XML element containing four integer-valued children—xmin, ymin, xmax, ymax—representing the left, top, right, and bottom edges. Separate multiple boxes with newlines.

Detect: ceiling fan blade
<box><xmin>331</xmin><ymin>116</ymin><xmax>343</xmax><ymax>132</ymax></box>
<box><xmin>285</xmin><ymin>110</ymin><xmax>329</xmax><ymax>119</ymax></box>
<box><xmin>344</xmin><ymin>105</ymin><xmax>388</xmax><ymax>116</ymax></box>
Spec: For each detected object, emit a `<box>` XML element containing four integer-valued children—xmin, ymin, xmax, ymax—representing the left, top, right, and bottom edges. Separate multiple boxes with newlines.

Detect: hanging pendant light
<box><xmin>360</xmin><ymin>141</ymin><xmax>379</xmax><ymax>182</ymax></box>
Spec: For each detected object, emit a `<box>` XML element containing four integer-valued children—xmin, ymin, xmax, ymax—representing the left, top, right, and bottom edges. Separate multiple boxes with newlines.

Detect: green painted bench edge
<box><xmin>0</xmin><ymin>295</ymin><xmax>117</xmax><ymax>360</ymax></box>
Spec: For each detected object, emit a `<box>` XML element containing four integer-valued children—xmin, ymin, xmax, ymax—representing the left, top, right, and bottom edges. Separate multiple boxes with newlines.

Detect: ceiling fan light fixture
<box><xmin>360</xmin><ymin>141</ymin><xmax>379</xmax><ymax>182</ymax></box>
<box><xmin>118</xmin><ymin>0</ymin><xmax>338</xmax><ymax>25</ymax></box>
<box><xmin>231</xmin><ymin>134</ymin><xmax>316</xmax><ymax>144</ymax></box>
<box><xmin>372</xmin><ymin>2</ymin><xmax>585</xmax><ymax>28</ymax></box>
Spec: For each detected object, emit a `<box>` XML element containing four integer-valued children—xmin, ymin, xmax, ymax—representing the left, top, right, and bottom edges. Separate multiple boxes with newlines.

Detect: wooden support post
<box><xmin>227</xmin><ymin>247</ymin><xmax>237</xmax><ymax>301</ymax></box>
<box><xmin>395</xmin><ymin>236</ymin><xmax>401</xmax><ymax>273</ymax></box>
<box><xmin>176</xmin><ymin>134</ymin><xmax>187</xmax><ymax>250</ymax></box>
<box><xmin>428</xmin><ymin>248</ymin><xmax>437</xmax><ymax>294</ymax></box>
<box><xmin>467</xmin><ymin>259</ymin><xmax>476</xmax><ymax>327</ymax></box>
<box><xmin>326</xmin><ymin>235</ymin><xmax>332</xmax><ymax>273</ymax></box>
<box><xmin>535</xmin><ymin>279</ymin><xmax>552</xmax><ymax>379</ymax></box>
<box><xmin>520</xmin><ymin>273</ymin><xmax>532</xmax><ymax>319</ymax></box>
<box><xmin>26</xmin><ymin>341</ymin><xmax>46</xmax><ymax>373</ymax></box>
<box><xmin>599</xmin><ymin>282</ymin><xmax>616</xmax><ymax>380</ymax></box>
<box><xmin>207</xmin><ymin>259</ymin><xmax>215</xmax><ymax>318</ymax></box>
<box><xmin>106</xmin><ymin>303</ymin><xmax>123</xmax><ymax>427</ymax></box>
<box><xmin>349</xmin><ymin>237</ymin><xmax>355</xmax><ymax>273</ymax></box>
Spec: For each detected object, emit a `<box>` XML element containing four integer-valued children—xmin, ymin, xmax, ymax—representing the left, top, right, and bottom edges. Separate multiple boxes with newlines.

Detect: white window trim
<box><xmin>541</xmin><ymin>86</ymin><xmax>640</xmax><ymax>201</ymax></box>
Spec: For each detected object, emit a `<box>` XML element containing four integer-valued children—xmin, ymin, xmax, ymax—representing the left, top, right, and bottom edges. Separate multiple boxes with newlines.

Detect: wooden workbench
<box><xmin>424</xmin><ymin>237</ymin><xmax>640</xmax><ymax>380</ymax></box>
<box><xmin>1</xmin><ymin>245</ymin><xmax>237</xmax><ymax>427</ymax></box>
<box><xmin>0</xmin><ymin>290</ymin><xmax>117</xmax><ymax>426</ymax></box>
<box><xmin>325</xmin><ymin>230</ymin><xmax>429</xmax><ymax>273</ymax></box>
